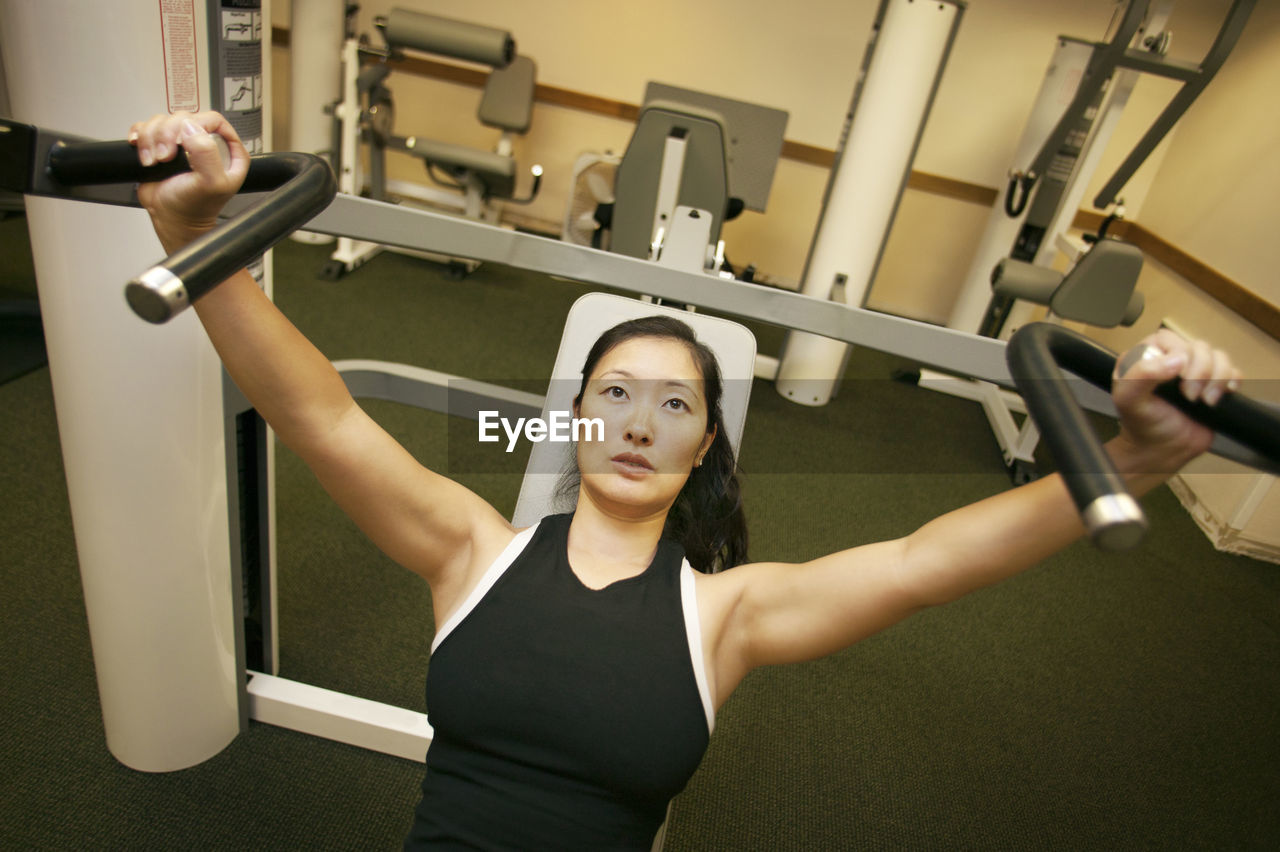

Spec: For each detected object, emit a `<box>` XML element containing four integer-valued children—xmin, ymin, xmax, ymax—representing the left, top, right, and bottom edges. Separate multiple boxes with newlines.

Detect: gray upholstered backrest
<box><xmin>608</xmin><ymin>103</ymin><xmax>729</xmax><ymax>260</ymax></box>
<box><xmin>1050</xmin><ymin>238</ymin><xmax>1144</xmax><ymax>327</ymax></box>
<box><xmin>478</xmin><ymin>55</ymin><xmax>536</xmax><ymax>134</ymax></box>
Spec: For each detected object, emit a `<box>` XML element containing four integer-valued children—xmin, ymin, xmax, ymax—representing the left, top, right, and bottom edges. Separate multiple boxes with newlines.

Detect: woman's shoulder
<box><xmin>471</xmin><ymin>510</ymin><xmax>566</xmax><ymax>560</ymax></box>
<box><xmin>689</xmin><ymin>559</ymin><xmax>795</xmax><ymax>607</ymax></box>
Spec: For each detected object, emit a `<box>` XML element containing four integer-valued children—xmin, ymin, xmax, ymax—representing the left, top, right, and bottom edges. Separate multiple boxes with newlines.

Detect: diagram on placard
<box><xmin>224</xmin><ymin>75</ymin><xmax>262</xmax><ymax>111</ymax></box>
<box><xmin>222</xmin><ymin>10</ymin><xmax>260</xmax><ymax>42</ymax></box>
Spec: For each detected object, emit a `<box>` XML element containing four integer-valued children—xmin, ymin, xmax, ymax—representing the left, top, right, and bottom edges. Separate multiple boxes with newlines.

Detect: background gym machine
<box><xmin>920</xmin><ymin>0</ymin><xmax>1255</xmax><ymax>483</ymax></box>
<box><xmin>582</xmin><ymin>83</ymin><xmax>788</xmax><ymax>279</ymax></box>
<box><xmin>948</xmin><ymin>0</ymin><xmax>1255</xmax><ymax>338</ymax></box>
<box><xmin>323</xmin><ymin>6</ymin><xmax>543</xmax><ymax>280</ymax></box>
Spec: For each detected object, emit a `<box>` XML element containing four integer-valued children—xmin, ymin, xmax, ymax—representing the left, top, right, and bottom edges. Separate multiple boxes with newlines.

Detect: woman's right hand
<box><xmin>129</xmin><ymin>111</ymin><xmax>250</xmax><ymax>252</ymax></box>
<box><xmin>1109</xmin><ymin>328</ymin><xmax>1242</xmax><ymax>474</ymax></box>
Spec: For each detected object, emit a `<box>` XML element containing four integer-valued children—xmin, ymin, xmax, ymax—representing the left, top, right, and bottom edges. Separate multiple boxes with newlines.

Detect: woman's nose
<box><xmin>623</xmin><ymin>411</ymin><xmax>653</xmax><ymax>445</ymax></box>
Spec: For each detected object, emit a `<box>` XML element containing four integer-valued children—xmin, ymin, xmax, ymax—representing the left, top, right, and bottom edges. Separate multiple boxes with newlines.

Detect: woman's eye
<box><xmin>605</xmin><ymin>385</ymin><xmax>626</xmax><ymax>399</ymax></box>
<box><xmin>665</xmin><ymin>398</ymin><xmax>686</xmax><ymax>411</ymax></box>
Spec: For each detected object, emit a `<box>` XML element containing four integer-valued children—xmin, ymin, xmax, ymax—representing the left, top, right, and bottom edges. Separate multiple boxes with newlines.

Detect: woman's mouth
<box><xmin>611</xmin><ymin>453</ymin><xmax>654</xmax><ymax>473</ymax></box>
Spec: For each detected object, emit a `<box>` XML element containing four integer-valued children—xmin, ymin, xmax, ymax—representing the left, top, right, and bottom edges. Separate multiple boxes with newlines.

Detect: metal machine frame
<box><xmin>222</xmin><ymin>188</ymin><xmax>1021</xmax><ymax>761</ymax></box>
<box><xmin>216</xmin><ymin>189</ymin><xmax>1272</xmax><ymax>764</ymax></box>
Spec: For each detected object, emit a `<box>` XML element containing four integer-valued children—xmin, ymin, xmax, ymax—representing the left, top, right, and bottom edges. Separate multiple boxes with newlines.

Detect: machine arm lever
<box><xmin>0</xmin><ymin>118</ymin><xmax>337</xmax><ymax>324</ymax></box>
<box><xmin>121</xmin><ymin>148</ymin><xmax>336</xmax><ymax>323</ymax></box>
<box><xmin>1006</xmin><ymin>322</ymin><xmax>1280</xmax><ymax>551</ymax></box>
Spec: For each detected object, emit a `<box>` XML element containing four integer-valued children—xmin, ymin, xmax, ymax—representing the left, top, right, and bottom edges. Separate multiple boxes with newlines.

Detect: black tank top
<box><xmin>404</xmin><ymin>513</ymin><xmax>714</xmax><ymax>850</ymax></box>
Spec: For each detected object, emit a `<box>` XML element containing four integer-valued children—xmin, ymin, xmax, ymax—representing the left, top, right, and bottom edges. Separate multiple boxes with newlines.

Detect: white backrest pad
<box><xmin>512</xmin><ymin>293</ymin><xmax>756</xmax><ymax>529</ymax></box>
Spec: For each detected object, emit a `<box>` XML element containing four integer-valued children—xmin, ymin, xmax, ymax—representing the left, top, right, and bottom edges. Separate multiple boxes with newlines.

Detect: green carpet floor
<box><xmin>2</xmin><ymin>214</ymin><xmax>1278</xmax><ymax>849</ymax></box>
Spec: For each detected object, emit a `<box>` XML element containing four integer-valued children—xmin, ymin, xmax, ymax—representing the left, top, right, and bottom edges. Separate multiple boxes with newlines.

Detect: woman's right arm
<box><xmin>130</xmin><ymin>112</ymin><xmax>509</xmax><ymax>589</ymax></box>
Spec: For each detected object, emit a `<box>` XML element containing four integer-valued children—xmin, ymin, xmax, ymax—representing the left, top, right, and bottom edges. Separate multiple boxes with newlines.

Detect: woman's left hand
<box><xmin>1110</xmin><ymin>328</ymin><xmax>1242</xmax><ymax>469</ymax></box>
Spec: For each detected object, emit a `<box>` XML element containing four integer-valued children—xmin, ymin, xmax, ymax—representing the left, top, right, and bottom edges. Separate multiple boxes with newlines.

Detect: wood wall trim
<box><xmin>779</xmin><ymin>140</ymin><xmax>832</xmax><ymax>168</ymax></box>
<box><xmin>393</xmin><ymin>54</ymin><xmax>486</xmax><ymax>87</ymax></box>
<box><xmin>908</xmin><ymin>171</ymin><xmax>999</xmax><ymax>207</ymax></box>
<box><xmin>532</xmin><ymin>81</ymin><xmax>640</xmax><ymax>122</ymax></box>
<box><xmin>385</xmin><ymin>56</ymin><xmax>995</xmax><ymax>204</ymax></box>
<box><xmin>272</xmin><ymin>26</ymin><xmax>1278</xmax><ymax>342</ymax></box>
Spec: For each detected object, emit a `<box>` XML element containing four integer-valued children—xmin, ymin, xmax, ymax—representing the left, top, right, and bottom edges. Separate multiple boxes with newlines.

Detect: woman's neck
<box><xmin>567</xmin><ymin>496</ymin><xmax>667</xmax><ymax>588</ymax></box>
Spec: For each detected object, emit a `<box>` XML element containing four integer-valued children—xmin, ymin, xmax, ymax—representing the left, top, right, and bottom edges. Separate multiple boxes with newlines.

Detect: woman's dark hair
<box><xmin>560</xmin><ymin>314</ymin><xmax>748</xmax><ymax>573</ymax></box>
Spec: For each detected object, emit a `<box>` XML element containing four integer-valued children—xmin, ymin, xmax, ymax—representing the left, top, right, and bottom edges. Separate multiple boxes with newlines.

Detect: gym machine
<box><xmin>4</xmin><ymin>0</ymin><xmax>1275</xmax><ymax>782</ymax></box>
<box><xmin>1007</xmin><ymin>322</ymin><xmax>1279</xmax><ymax>551</ymax></box>
<box><xmin>922</xmin><ymin>0</ymin><xmax>1255</xmax><ymax>483</ymax></box>
<box><xmin>949</xmin><ymin>0</ymin><xmax>1255</xmax><ymax>338</ymax></box>
<box><xmin>2</xmin><ymin>129</ymin><xmax>335</xmax><ymax>323</ymax></box>
<box><xmin>593</xmin><ymin>83</ymin><xmax>788</xmax><ymax>278</ymax></box>
<box><xmin>323</xmin><ymin>6</ymin><xmax>543</xmax><ymax>279</ymax></box>
<box><xmin>6</xmin><ymin>111</ymin><xmax>1279</xmax><ymax>771</ymax></box>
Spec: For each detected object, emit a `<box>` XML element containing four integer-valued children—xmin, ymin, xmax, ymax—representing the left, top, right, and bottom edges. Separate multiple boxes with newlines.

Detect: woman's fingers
<box><xmin>129</xmin><ymin>112</ymin><xmax>247</xmax><ymax>182</ymax></box>
<box><xmin>1179</xmin><ymin>338</ymin><xmax>1213</xmax><ymax>403</ymax></box>
<box><xmin>1117</xmin><ymin>330</ymin><xmax>1239</xmax><ymax>408</ymax></box>
<box><xmin>130</xmin><ymin>113</ymin><xmax>185</xmax><ymax>167</ymax></box>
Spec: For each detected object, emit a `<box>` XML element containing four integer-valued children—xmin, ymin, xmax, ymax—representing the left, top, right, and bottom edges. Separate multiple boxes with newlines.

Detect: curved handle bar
<box><xmin>1003</xmin><ymin>172</ymin><xmax>1035</xmax><ymax>218</ymax></box>
<box><xmin>1006</xmin><ymin>323</ymin><xmax>1280</xmax><ymax>551</ymax></box>
<box><xmin>46</xmin><ymin>138</ymin><xmax>336</xmax><ymax>324</ymax></box>
<box><xmin>125</xmin><ymin>151</ymin><xmax>336</xmax><ymax>323</ymax></box>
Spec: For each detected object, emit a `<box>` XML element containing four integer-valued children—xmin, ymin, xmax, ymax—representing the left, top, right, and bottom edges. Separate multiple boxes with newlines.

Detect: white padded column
<box><xmin>0</xmin><ymin>0</ymin><xmax>240</xmax><ymax>771</ymax></box>
<box><xmin>775</xmin><ymin>0</ymin><xmax>960</xmax><ymax>406</ymax></box>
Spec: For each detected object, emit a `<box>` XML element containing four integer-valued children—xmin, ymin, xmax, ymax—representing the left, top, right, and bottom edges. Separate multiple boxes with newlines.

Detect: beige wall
<box><xmin>273</xmin><ymin>0</ymin><xmax>1279</xmax><ymax>550</ymax></box>
<box><xmin>1136</xmin><ymin>0</ymin><xmax>1280</xmax><ymax>306</ymax></box>
<box><xmin>274</xmin><ymin>0</ymin><xmax>1241</xmax><ymax>293</ymax></box>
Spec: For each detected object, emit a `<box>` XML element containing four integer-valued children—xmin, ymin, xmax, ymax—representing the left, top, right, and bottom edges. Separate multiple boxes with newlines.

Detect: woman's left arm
<box><xmin>707</xmin><ymin>331</ymin><xmax>1241</xmax><ymax>697</ymax></box>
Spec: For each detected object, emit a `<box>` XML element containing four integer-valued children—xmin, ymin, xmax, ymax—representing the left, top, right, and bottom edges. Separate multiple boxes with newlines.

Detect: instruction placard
<box><xmin>210</xmin><ymin>0</ymin><xmax>264</xmax><ymax>153</ymax></box>
<box><xmin>159</xmin><ymin>0</ymin><xmax>200</xmax><ymax>113</ymax></box>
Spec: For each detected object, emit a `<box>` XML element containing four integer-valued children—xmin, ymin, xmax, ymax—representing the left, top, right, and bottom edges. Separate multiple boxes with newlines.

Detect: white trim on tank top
<box><xmin>431</xmin><ymin>521</ymin><xmax>542</xmax><ymax>654</ymax></box>
<box><xmin>680</xmin><ymin>561</ymin><xmax>716</xmax><ymax>735</ymax></box>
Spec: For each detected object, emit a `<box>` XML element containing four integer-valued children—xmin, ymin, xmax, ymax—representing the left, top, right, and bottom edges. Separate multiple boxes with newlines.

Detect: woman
<box><xmin>129</xmin><ymin>113</ymin><xmax>1242</xmax><ymax>849</ymax></box>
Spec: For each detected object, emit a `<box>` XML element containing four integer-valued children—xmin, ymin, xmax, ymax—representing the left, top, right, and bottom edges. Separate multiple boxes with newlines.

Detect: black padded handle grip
<box><xmin>1006</xmin><ymin>323</ymin><xmax>1280</xmax><ymax>550</ymax></box>
<box><xmin>45</xmin><ymin>136</ymin><xmax>336</xmax><ymax>323</ymax></box>
<box><xmin>46</xmin><ymin>136</ymin><xmax>229</xmax><ymax>185</ymax></box>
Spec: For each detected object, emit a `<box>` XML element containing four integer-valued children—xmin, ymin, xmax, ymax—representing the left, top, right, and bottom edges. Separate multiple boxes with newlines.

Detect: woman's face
<box><xmin>574</xmin><ymin>336</ymin><xmax>716</xmax><ymax>520</ymax></box>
